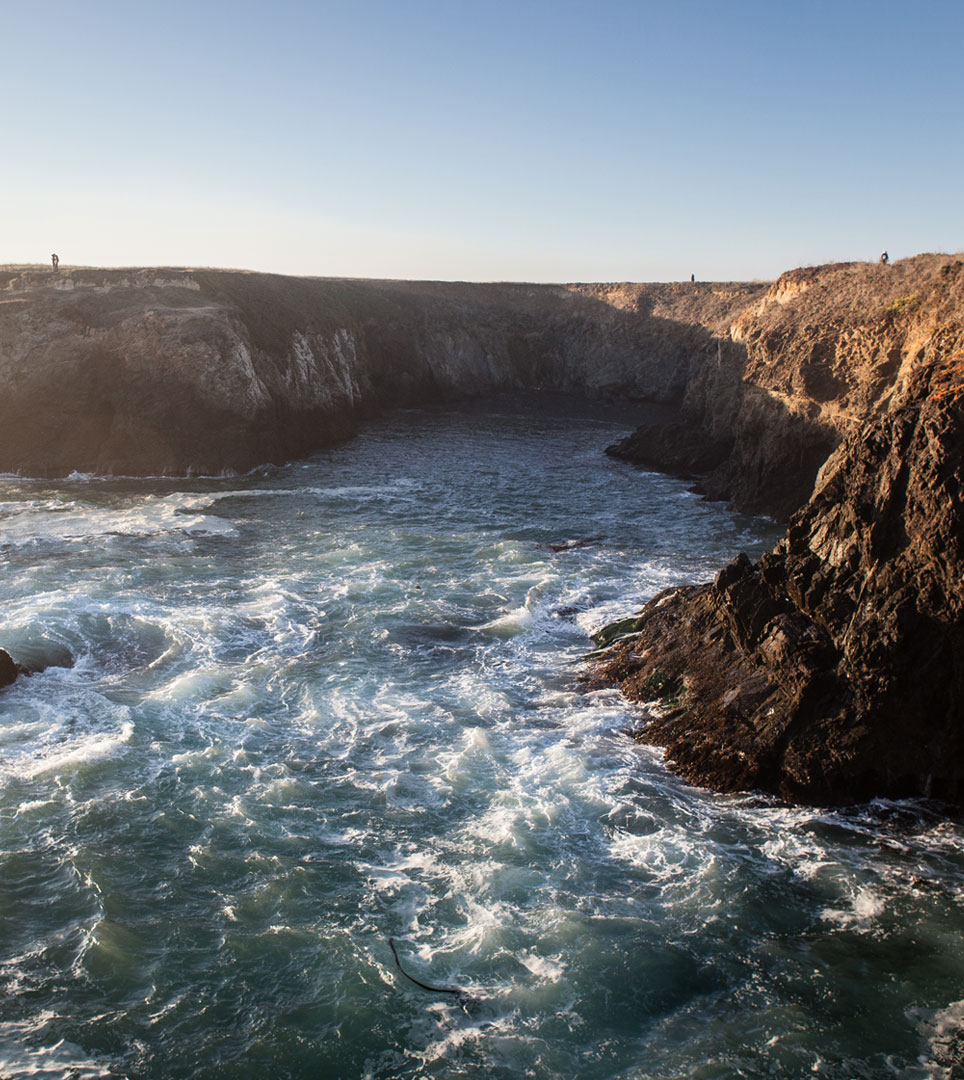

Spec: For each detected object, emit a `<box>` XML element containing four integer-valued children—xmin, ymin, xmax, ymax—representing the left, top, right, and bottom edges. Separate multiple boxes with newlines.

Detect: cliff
<box><xmin>608</xmin><ymin>254</ymin><xmax>962</xmax><ymax>518</ymax></box>
<box><xmin>0</xmin><ymin>266</ymin><xmax>762</xmax><ymax>477</ymax></box>
<box><xmin>4</xmin><ymin>258</ymin><xmax>956</xmax><ymax>508</ymax></box>
<box><xmin>5</xmin><ymin>256</ymin><xmax>964</xmax><ymax>806</ymax></box>
<box><xmin>589</xmin><ymin>259</ymin><xmax>964</xmax><ymax>804</ymax></box>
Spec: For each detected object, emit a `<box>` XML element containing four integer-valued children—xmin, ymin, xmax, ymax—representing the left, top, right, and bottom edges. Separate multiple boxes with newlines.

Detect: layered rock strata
<box><xmin>607</xmin><ymin>254</ymin><xmax>963</xmax><ymax>518</ymax></box>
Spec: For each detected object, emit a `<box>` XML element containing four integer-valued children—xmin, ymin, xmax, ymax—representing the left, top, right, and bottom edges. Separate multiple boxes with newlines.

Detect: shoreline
<box><xmin>3</xmin><ymin>255</ymin><xmax>964</xmax><ymax>806</ymax></box>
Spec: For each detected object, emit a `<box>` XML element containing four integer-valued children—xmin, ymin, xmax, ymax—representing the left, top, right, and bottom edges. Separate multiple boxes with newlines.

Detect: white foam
<box><xmin>477</xmin><ymin>605</ymin><xmax>532</xmax><ymax>637</ymax></box>
<box><xmin>0</xmin><ymin>1025</ymin><xmax>114</xmax><ymax>1079</ymax></box>
<box><xmin>0</xmin><ymin>491</ymin><xmax>238</xmax><ymax>545</ymax></box>
<box><xmin>150</xmin><ymin>666</ymin><xmax>236</xmax><ymax>704</ymax></box>
<box><xmin>303</xmin><ymin>479</ymin><xmax>417</xmax><ymax>500</ymax></box>
<box><xmin>518</xmin><ymin>951</ymin><xmax>567</xmax><ymax>980</ymax></box>
<box><xmin>15</xmin><ymin>798</ymin><xmax>57</xmax><ymax>816</ymax></box>
<box><xmin>0</xmin><ymin>680</ymin><xmax>134</xmax><ymax>781</ymax></box>
<box><xmin>16</xmin><ymin>720</ymin><xmax>134</xmax><ymax>781</ymax></box>
<box><xmin>820</xmin><ymin>884</ymin><xmax>886</xmax><ymax>930</ymax></box>
<box><xmin>760</xmin><ymin>832</ymin><xmax>835</xmax><ymax>882</ymax></box>
<box><xmin>908</xmin><ymin>998</ymin><xmax>964</xmax><ymax>1078</ymax></box>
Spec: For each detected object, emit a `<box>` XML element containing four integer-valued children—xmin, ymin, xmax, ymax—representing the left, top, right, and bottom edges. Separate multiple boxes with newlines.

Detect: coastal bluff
<box><xmin>590</xmin><ymin>255</ymin><xmax>964</xmax><ymax>804</ymax></box>
<box><xmin>4</xmin><ymin>256</ymin><xmax>964</xmax><ymax>805</ymax></box>
<box><xmin>0</xmin><ymin>266</ymin><xmax>763</xmax><ymax>479</ymax></box>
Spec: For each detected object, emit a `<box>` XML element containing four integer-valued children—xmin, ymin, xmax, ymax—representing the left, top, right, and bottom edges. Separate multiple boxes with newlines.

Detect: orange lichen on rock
<box><xmin>929</xmin><ymin>351</ymin><xmax>964</xmax><ymax>403</ymax></box>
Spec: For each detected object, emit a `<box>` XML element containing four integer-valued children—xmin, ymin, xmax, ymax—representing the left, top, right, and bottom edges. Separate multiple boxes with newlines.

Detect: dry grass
<box><xmin>757</xmin><ymin>253</ymin><xmax>963</xmax><ymax>327</ymax></box>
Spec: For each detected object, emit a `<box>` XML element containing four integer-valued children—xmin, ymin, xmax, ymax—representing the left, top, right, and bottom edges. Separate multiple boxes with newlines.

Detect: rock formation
<box><xmin>589</xmin><ymin>259</ymin><xmax>964</xmax><ymax>803</ymax></box>
<box><xmin>0</xmin><ymin>267</ymin><xmax>762</xmax><ymax>478</ymax></box>
<box><xmin>0</xmin><ymin>645</ymin><xmax>73</xmax><ymax>688</ymax></box>
<box><xmin>607</xmin><ymin>254</ymin><xmax>964</xmax><ymax>518</ymax></box>
<box><xmin>0</xmin><ymin>648</ymin><xmax>26</xmax><ymax>689</ymax></box>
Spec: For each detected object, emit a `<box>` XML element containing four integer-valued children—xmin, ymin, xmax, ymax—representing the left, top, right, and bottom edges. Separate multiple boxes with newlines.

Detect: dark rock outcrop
<box><xmin>0</xmin><ymin>644</ymin><xmax>74</xmax><ymax>688</ymax></box>
<box><xmin>606</xmin><ymin>422</ymin><xmax>735</xmax><ymax>480</ymax></box>
<box><xmin>588</xmin><ymin>353</ymin><xmax>964</xmax><ymax>804</ymax></box>
<box><xmin>0</xmin><ymin>649</ymin><xmax>27</xmax><ymax>688</ymax></box>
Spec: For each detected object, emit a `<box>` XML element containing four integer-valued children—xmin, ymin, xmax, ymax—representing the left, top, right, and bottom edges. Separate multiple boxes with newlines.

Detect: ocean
<box><xmin>1</xmin><ymin>396</ymin><xmax>962</xmax><ymax>1079</ymax></box>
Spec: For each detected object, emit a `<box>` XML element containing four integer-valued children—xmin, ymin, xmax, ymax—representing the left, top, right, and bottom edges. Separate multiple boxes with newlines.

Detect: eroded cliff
<box><xmin>0</xmin><ymin>267</ymin><xmax>763</xmax><ymax>477</ymax></box>
<box><xmin>608</xmin><ymin>254</ymin><xmax>963</xmax><ymax>518</ymax></box>
<box><xmin>590</xmin><ymin>260</ymin><xmax>964</xmax><ymax>804</ymax></box>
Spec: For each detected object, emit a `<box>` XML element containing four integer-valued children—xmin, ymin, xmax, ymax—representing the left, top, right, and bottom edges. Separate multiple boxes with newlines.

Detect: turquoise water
<box><xmin>1</xmin><ymin>398</ymin><xmax>963</xmax><ymax>1079</ymax></box>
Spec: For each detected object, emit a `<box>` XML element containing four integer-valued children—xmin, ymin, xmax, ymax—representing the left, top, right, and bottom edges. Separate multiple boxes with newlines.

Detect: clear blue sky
<box><xmin>3</xmin><ymin>0</ymin><xmax>962</xmax><ymax>281</ymax></box>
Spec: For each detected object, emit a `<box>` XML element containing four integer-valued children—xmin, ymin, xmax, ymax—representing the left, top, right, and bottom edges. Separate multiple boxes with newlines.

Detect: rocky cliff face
<box><xmin>0</xmin><ymin>267</ymin><xmax>762</xmax><ymax>477</ymax></box>
<box><xmin>589</xmin><ymin>260</ymin><xmax>964</xmax><ymax>804</ymax></box>
<box><xmin>608</xmin><ymin>254</ymin><xmax>963</xmax><ymax>518</ymax></box>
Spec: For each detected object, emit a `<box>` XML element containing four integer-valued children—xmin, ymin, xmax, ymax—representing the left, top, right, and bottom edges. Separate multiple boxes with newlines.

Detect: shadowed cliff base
<box><xmin>1</xmin><ymin>256</ymin><xmax>959</xmax><ymax>519</ymax></box>
<box><xmin>0</xmin><ymin>266</ymin><xmax>762</xmax><ymax>483</ymax></box>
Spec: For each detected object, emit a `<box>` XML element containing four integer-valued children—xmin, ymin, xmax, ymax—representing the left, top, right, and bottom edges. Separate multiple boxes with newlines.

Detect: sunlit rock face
<box><xmin>608</xmin><ymin>255</ymin><xmax>964</xmax><ymax>518</ymax></box>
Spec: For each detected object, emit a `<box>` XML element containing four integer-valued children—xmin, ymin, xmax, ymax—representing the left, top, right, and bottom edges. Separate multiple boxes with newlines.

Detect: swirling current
<box><xmin>1</xmin><ymin>397</ymin><xmax>963</xmax><ymax>1079</ymax></box>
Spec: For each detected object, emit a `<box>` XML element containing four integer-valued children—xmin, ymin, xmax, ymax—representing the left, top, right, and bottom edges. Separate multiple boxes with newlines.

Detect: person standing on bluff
<box><xmin>51</xmin><ymin>253</ymin><xmax>59</xmax><ymax>272</ymax></box>
<box><xmin>880</xmin><ymin>251</ymin><xmax>889</xmax><ymax>265</ymax></box>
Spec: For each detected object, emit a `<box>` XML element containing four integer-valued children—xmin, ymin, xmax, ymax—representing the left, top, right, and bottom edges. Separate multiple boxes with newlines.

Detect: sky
<box><xmin>3</xmin><ymin>0</ymin><xmax>963</xmax><ymax>282</ymax></box>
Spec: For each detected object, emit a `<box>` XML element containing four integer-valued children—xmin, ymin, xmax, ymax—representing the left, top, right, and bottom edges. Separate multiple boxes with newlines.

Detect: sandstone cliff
<box><xmin>590</xmin><ymin>260</ymin><xmax>964</xmax><ymax>804</ymax></box>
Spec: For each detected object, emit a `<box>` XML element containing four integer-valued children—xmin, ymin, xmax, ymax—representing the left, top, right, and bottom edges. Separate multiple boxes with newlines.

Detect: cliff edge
<box><xmin>607</xmin><ymin>254</ymin><xmax>963</xmax><ymax>518</ymax></box>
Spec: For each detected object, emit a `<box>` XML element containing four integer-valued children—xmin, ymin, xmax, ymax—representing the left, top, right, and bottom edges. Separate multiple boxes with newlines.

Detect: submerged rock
<box><xmin>0</xmin><ymin>648</ymin><xmax>27</xmax><ymax>688</ymax></box>
<box><xmin>0</xmin><ymin>643</ymin><xmax>75</xmax><ymax>688</ymax></box>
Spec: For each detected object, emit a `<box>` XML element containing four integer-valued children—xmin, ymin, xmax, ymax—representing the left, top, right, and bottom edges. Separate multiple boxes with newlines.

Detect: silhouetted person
<box><xmin>691</xmin><ymin>273</ymin><xmax>695</xmax><ymax>282</ymax></box>
<box><xmin>880</xmin><ymin>251</ymin><xmax>889</xmax><ymax>265</ymax></box>
<box><xmin>51</xmin><ymin>253</ymin><xmax>59</xmax><ymax>272</ymax></box>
